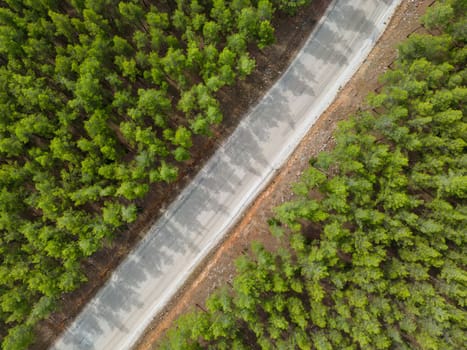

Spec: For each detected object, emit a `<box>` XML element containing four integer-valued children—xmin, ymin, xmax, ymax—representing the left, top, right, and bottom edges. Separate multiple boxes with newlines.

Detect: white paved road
<box><xmin>52</xmin><ymin>1</ymin><xmax>401</xmax><ymax>349</ymax></box>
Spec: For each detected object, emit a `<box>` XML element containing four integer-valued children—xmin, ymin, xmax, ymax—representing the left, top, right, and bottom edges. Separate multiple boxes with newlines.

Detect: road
<box><xmin>52</xmin><ymin>1</ymin><xmax>401</xmax><ymax>349</ymax></box>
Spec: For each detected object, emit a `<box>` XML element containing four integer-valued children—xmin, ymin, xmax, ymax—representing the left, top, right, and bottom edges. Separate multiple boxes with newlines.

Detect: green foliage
<box><xmin>0</xmin><ymin>0</ymin><xmax>310</xmax><ymax>348</ymax></box>
<box><xmin>161</xmin><ymin>2</ymin><xmax>466</xmax><ymax>348</ymax></box>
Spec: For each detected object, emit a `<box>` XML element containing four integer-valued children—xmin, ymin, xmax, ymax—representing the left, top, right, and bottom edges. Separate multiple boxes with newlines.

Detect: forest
<box><xmin>160</xmin><ymin>1</ymin><xmax>467</xmax><ymax>349</ymax></box>
<box><xmin>0</xmin><ymin>0</ymin><xmax>311</xmax><ymax>348</ymax></box>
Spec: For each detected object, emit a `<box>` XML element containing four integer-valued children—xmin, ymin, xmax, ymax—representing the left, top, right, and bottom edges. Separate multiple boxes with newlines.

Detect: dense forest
<box><xmin>160</xmin><ymin>1</ymin><xmax>467</xmax><ymax>349</ymax></box>
<box><xmin>0</xmin><ymin>0</ymin><xmax>312</xmax><ymax>348</ymax></box>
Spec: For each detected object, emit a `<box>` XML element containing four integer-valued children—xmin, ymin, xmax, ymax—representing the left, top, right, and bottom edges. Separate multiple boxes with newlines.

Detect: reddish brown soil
<box><xmin>32</xmin><ymin>1</ymin><xmax>332</xmax><ymax>348</ymax></box>
<box><xmin>134</xmin><ymin>1</ymin><xmax>435</xmax><ymax>349</ymax></box>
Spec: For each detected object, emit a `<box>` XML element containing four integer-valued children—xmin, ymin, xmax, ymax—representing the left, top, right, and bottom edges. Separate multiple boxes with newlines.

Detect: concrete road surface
<box><xmin>52</xmin><ymin>1</ymin><xmax>401</xmax><ymax>349</ymax></box>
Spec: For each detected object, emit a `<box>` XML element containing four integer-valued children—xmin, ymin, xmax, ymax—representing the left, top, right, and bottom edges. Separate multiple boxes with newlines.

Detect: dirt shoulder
<box><xmin>134</xmin><ymin>1</ymin><xmax>434</xmax><ymax>349</ymax></box>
